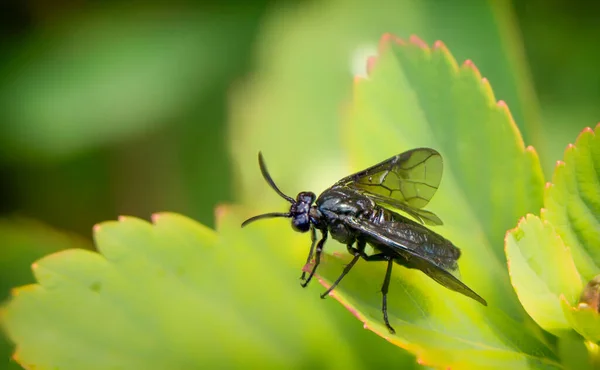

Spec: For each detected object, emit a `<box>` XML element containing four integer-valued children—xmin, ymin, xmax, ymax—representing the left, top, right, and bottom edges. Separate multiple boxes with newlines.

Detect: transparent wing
<box><xmin>341</xmin><ymin>215</ymin><xmax>487</xmax><ymax>306</ymax></box>
<box><xmin>334</xmin><ymin>148</ymin><xmax>443</xmax><ymax>225</ymax></box>
<box><xmin>360</xmin><ymin>193</ymin><xmax>443</xmax><ymax>226</ymax></box>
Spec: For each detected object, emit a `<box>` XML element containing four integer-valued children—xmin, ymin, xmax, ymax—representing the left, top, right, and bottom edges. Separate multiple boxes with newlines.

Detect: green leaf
<box><xmin>0</xmin><ymin>218</ymin><xmax>90</xmax><ymax>370</ymax></box>
<box><xmin>3</xmin><ymin>214</ymin><xmax>219</xmax><ymax>369</ymax></box>
<box><xmin>505</xmin><ymin>214</ymin><xmax>582</xmax><ymax>334</ymax></box>
<box><xmin>556</xmin><ymin>331</ymin><xmax>594</xmax><ymax>370</ymax></box>
<box><xmin>294</xmin><ymin>35</ymin><xmax>557</xmax><ymax>369</ymax></box>
<box><xmin>500</xmin><ymin>125</ymin><xmax>600</xmax><ymax>350</ymax></box>
<box><xmin>2</xmin><ymin>212</ymin><xmax>421</xmax><ymax>369</ymax></box>
<box><xmin>314</xmin><ymin>253</ymin><xmax>559</xmax><ymax>369</ymax></box>
<box><xmin>542</xmin><ymin>124</ymin><xmax>600</xmax><ymax>281</ymax></box>
<box><xmin>561</xmin><ymin>297</ymin><xmax>600</xmax><ymax>344</ymax></box>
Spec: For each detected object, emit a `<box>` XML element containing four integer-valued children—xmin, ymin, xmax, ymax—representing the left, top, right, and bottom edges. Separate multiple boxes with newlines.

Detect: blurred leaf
<box><xmin>505</xmin><ymin>214</ymin><xmax>582</xmax><ymax>335</ymax></box>
<box><xmin>557</xmin><ymin>332</ymin><xmax>593</xmax><ymax>370</ymax></box>
<box><xmin>0</xmin><ymin>217</ymin><xmax>91</xmax><ymax>370</ymax></box>
<box><xmin>2</xmin><ymin>212</ymin><xmax>421</xmax><ymax>369</ymax></box>
<box><xmin>542</xmin><ymin>124</ymin><xmax>600</xmax><ymax>281</ymax></box>
<box><xmin>562</xmin><ymin>297</ymin><xmax>600</xmax><ymax>344</ymax></box>
<box><xmin>0</xmin><ymin>218</ymin><xmax>91</xmax><ymax>295</ymax></box>
<box><xmin>299</xmin><ymin>35</ymin><xmax>556</xmax><ymax>369</ymax></box>
<box><xmin>417</xmin><ymin>1</ymin><xmax>545</xmax><ymax>156</ymax></box>
<box><xmin>0</xmin><ymin>4</ymin><xmax>257</xmax><ymax>162</ymax></box>
<box><xmin>229</xmin><ymin>0</ymin><xmax>544</xmax><ymax>206</ymax></box>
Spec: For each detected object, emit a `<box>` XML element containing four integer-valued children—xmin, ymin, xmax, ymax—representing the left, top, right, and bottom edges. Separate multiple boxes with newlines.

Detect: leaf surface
<box><xmin>505</xmin><ymin>214</ymin><xmax>582</xmax><ymax>334</ymax></box>
<box><xmin>0</xmin><ymin>218</ymin><xmax>90</xmax><ymax>370</ymax></box>
<box><xmin>542</xmin><ymin>125</ymin><xmax>600</xmax><ymax>281</ymax></box>
<box><xmin>503</xmin><ymin>125</ymin><xmax>600</xmax><ymax>344</ymax></box>
<box><xmin>2</xmin><ymin>212</ymin><xmax>420</xmax><ymax>369</ymax></box>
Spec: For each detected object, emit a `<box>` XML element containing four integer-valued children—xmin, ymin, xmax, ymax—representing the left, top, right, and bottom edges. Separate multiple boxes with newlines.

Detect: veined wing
<box><xmin>360</xmin><ymin>193</ymin><xmax>443</xmax><ymax>226</ymax></box>
<box><xmin>334</xmin><ymin>148</ymin><xmax>443</xmax><ymax>226</ymax></box>
<box><xmin>341</xmin><ymin>214</ymin><xmax>487</xmax><ymax>306</ymax></box>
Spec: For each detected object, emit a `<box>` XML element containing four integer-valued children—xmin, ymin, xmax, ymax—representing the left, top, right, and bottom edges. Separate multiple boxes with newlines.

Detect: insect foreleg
<box><xmin>301</xmin><ymin>230</ymin><xmax>328</xmax><ymax>288</ymax></box>
<box><xmin>381</xmin><ymin>257</ymin><xmax>396</xmax><ymax>334</ymax></box>
<box><xmin>318</xmin><ymin>240</ymin><xmax>364</xmax><ymax>299</ymax></box>
<box><xmin>300</xmin><ymin>227</ymin><xmax>317</xmax><ymax>280</ymax></box>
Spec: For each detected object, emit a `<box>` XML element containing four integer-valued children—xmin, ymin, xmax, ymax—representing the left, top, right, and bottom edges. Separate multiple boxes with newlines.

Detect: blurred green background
<box><xmin>0</xmin><ymin>0</ymin><xmax>597</xmax><ymax>368</ymax></box>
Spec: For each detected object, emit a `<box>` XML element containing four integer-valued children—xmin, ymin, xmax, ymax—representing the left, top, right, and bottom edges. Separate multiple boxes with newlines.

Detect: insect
<box><xmin>241</xmin><ymin>148</ymin><xmax>487</xmax><ymax>334</ymax></box>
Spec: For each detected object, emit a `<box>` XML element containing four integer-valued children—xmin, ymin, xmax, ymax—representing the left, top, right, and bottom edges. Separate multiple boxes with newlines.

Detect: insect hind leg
<box><xmin>381</xmin><ymin>257</ymin><xmax>396</xmax><ymax>334</ymax></box>
<box><xmin>360</xmin><ymin>249</ymin><xmax>397</xmax><ymax>334</ymax></box>
<box><xmin>318</xmin><ymin>241</ymin><xmax>363</xmax><ymax>299</ymax></box>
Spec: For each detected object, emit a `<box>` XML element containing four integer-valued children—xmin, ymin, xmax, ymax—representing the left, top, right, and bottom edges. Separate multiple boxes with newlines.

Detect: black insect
<box><xmin>241</xmin><ymin>148</ymin><xmax>487</xmax><ymax>334</ymax></box>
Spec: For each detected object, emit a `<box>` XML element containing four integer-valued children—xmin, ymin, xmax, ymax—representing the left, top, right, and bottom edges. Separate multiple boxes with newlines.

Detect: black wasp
<box><xmin>241</xmin><ymin>148</ymin><xmax>487</xmax><ymax>334</ymax></box>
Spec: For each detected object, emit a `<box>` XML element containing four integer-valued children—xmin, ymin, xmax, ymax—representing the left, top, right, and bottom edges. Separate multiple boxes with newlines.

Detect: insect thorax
<box><xmin>315</xmin><ymin>188</ymin><xmax>376</xmax><ymax>244</ymax></box>
<box><xmin>316</xmin><ymin>188</ymin><xmax>375</xmax><ymax>217</ymax></box>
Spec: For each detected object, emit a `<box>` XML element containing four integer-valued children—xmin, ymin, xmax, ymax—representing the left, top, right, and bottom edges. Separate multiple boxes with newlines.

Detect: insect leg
<box><xmin>301</xmin><ymin>230</ymin><xmax>328</xmax><ymax>288</ymax></box>
<box><xmin>318</xmin><ymin>241</ymin><xmax>363</xmax><ymax>299</ymax></box>
<box><xmin>381</xmin><ymin>257</ymin><xmax>396</xmax><ymax>334</ymax></box>
<box><xmin>300</xmin><ymin>227</ymin><xmax>317</xmax><ymax>280</ymax></box>
<box><xmin>354</xmin><ymin>240</ymin><xmax>387</xmax><ymax>261</ymax></box>
<box><xmin>358</xmin><ymin>251</ymin><xmax>395</xmax><ymax>333</ymax></box>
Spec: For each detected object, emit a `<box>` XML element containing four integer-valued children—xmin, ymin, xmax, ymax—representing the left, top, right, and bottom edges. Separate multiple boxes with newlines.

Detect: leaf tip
<box><xmin>462</xmin><ymin>59</ymin><xmax>482</xmax><ymax>78</ymax></box>
<box><xmin>379</xmin><ymin>32</ymin><xmax>393</xmax><ymax>43</ymax></box>
<box><xmin>379</xmin><ymin>33</ymin><xmax>405</xmax><ymax>52</ymax></box>
<box><xmin>496</xmin><ymin>100</ymin><xmax>521</xmax><ymax>139</ymax></box>
<box><xmin>11</xmin><ymin>351</ymin><xmax>22</xmax><ymax>368</ymax></box>
<box><xmin>432</xmin><ymin>40</ymin><xmax>447</xmax><ymax>51</ymax></box>
<box><xmin>505</xmin><ymin>215</ymin><xmax>526</xmax><ymax>243</ymax></box>
<box><xmin>409</xmin><ymin>34</ymin><xmax>429</xmax><ymax>49</ymax></box>
<box><xmin>525</xmin><ymin>145</ymin><xmax>542</xmax><ymax>164</ymax></box>
<box><xmin>92</xmin><ymin>223</ymin><xmax>102</xmax><ymax>233</ymax></box>
<box><xmin>150</xmin><ymin>213</ymin><xmax>162</xmax><ymax>223</ymax></box>
<box><xmin>575</xmin><ymin>126</ymin><xmax>595</xmax><ymax>144</ymax></box>
<box><xmin>214</xmin><ymin>204</ymin><xmax>231</xmax><ymax>227</ymax></box>
<box><xmin>582</xmin><ymin>126</ymin><xmax>595</xmax><ymax>134</ymax></box>
<box><xmin>366</xmin><ymin>56</ymin><xmax>378</xmax><ymax>76</ymax></box>
<box><xmin>480</xmin><ymin>77</ymin><xmax>491</xmax><ymax>91</ymax></box>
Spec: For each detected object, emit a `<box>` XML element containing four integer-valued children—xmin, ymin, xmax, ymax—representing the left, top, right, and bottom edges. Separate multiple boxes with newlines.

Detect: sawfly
<box><xmin>242</xmin><ymin>148</ymin><xmax>487</xmax><ymax>334</ymax></box>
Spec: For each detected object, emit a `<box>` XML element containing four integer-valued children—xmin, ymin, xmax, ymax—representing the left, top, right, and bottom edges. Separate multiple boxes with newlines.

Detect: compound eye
<box><xmin>297</xmin><ymin>191</ymin><xmax>316</xmax><ymax>204</ymax></box>
<box><xmin>292</xmin><ymin>215</ymin><xmax>310</xmax><ymax>233</ymax></box>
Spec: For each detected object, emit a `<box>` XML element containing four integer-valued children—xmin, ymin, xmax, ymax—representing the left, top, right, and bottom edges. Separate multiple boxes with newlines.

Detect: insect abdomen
<box><xmin>363</xmin><ymin>205</ymin><xmax>460</xmax><ymax>270</ymax></box>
